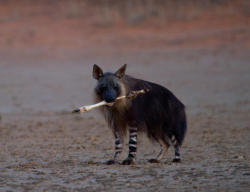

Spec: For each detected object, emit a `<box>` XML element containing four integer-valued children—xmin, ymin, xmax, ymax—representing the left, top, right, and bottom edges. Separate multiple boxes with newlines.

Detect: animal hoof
<box><xmin>121</xmin><ymin>158</ymin><xmax>135</xmax><ymax>165</ymax></box>
<box><xmin>172</xmin><ymin>158</ymin><xmax>181</xmax><ymax>163</ymax></box>
<box><xmin>106</xmin><ymin>159</ymin><xmax>115</xmax><ymax>165</ymax></box>
<box><xmin>148</xmin><ymin>159</ymin><xmax>160</xmax><ymax>163</ymax></box>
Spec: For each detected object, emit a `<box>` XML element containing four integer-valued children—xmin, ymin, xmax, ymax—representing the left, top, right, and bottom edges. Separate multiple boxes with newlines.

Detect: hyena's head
<box><xmin>93</xmin><ymin>64</ymin><xmax>127</xmax><ymax>103</ymax></box>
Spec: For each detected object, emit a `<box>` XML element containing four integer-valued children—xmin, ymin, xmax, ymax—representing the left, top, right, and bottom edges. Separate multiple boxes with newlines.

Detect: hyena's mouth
<box><xmin>106</xmin><ymin>102</ymin><xmax>115</xmax><ymax>107</ymax></box>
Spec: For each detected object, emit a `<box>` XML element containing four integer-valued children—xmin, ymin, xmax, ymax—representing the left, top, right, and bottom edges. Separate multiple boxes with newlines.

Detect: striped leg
<box><xmin>106</xmin><ymin>131</ymin><xmax>123</xmax><ymax>165</ymax></box>
<box><xmin>172</xmin><ymin>145</ymin><xmax>181</xmax><ymax>162</ymax></box>
<box><xmin>171</xmin><ymin>136</ymin><xmax>181</xmax><ymax>163</ymax></box>
<box><xmin>122</xmin><ymin>127</ymin><xmax>137</xmax><ymax>165</ymax></box>
<box><xmin>148</xmin><ymin>140</ymin><xmax>169</xmax><ymax>163</ymax></box>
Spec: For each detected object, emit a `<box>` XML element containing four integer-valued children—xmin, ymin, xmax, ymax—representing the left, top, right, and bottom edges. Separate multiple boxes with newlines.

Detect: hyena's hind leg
<box><xmin>106</xmin><ymin>131</ymin><xmax>123</xmax><ymax>165</ymax></box>
<box><xmin>148</xmin><ymin>139</ymin><xmax>169</xmax><ymax>163</ymax></box>
<box><xmin>171</xmin><ymin>136</ymin><xmax>181</xmax><ymax>163</ymax></box>
<box><xmin>172</xmin><ymin>109</ymin><xmax>187</xmax><ymax>163</ymax></box>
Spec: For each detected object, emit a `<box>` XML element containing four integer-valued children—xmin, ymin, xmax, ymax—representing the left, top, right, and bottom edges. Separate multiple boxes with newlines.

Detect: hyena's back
<box><xmin>123</xmin><ymin>75</ymin><xmax>187</xmax><ymax>146</ymax></box>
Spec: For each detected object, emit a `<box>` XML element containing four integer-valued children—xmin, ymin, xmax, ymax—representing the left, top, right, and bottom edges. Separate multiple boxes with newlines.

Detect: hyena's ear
<box><xmin>93</xmin><ymin>64</ymin><xmax>103</xmax><ymax>80</ymax></box>
<box><xmin>115</xmin><ymin>64</ymin><xmax>127</xmax><ymax>79</ymax></box>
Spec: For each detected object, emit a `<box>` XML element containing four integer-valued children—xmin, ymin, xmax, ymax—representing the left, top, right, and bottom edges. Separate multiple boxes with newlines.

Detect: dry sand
<box><xmin>0</xmin><ymin>2</ymin><xmax>250</xmax><ymax>191</ymax></box>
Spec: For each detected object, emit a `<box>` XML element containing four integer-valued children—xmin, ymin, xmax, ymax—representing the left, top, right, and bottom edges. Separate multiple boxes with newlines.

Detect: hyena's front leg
<box><xmin>106</xmin><ymin>131</ymin><xmax>123</xmax><ymax>165</ymax></box>
<box><xmin>122</xmin><ymin>127</ymin><xmax>137</xmax><ymax>165</ymax></box>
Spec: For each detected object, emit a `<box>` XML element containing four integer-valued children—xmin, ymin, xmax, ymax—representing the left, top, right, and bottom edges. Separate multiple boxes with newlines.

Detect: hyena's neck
<box><xmin>113</xmin><ymin>80</ymin><xmax>128</xmax><ymax>109</ymax></box>
<box><xmin>106</xmin><ymin>80</ymin><xmax>130</xmax><ymax>137</ymax></box>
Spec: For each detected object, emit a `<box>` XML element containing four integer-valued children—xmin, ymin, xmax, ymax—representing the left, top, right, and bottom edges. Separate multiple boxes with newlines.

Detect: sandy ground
<box><xmin>1</xmin><ymin>45</ymin><xmax>250</xmax><ymax>191</ymax></box>
<box><xmin>0</xmin><ymin>3</ymin><xmax>250</xmax><ymax>191</ymax></box>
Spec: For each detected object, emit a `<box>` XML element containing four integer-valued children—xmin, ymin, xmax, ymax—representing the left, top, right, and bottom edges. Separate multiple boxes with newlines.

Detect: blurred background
<box><xmin>0</xmin><ymin>0</ymin><xmax>249</xmax><ymax>114</ymax></box>
<box><xmin>0</xmin><ymin>1</ymin><xmax>250</xmax><ymax>191</ymax></box>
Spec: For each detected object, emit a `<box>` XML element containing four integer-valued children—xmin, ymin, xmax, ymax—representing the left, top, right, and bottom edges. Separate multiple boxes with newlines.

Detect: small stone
<box><xmin>233</xmin><ymin>155</ymin><xmax>244</xmax><ymax>159</ymax></box>
<box><xmin>237</xmin><ymin>155</ymin><xmax>244</xmax><ymax>159</ymax></box>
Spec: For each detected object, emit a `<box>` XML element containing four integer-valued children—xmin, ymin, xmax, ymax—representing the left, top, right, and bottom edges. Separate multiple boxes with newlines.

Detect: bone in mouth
<box><xmin>72</xmin><ymin>89</ymin><xmax>149</xmax><ymax>113</ymax></box>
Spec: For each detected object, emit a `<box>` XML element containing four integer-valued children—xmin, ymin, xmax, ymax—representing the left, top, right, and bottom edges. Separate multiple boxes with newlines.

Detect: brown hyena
<box><xmin>93</xmin><ymin>64</ymin><xmax>187</xmax><ymax>165</ymax></box>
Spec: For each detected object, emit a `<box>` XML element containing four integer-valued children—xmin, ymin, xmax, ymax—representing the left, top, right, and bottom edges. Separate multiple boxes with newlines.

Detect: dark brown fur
<box><xmin>93</xmin><ymin>64</ymin><xmax>187</xmax><ymax>164</ymax></box>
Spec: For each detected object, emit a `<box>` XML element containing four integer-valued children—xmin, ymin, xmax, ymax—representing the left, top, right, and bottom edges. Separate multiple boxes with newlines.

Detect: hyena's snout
<box><xmin>103</xmin><ymin>89</ymin><xmax>117</xmax><ymax>103</ymax></box>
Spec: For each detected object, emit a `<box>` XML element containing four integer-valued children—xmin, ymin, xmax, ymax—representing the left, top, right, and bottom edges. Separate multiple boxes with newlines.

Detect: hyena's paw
<box><xmin>148</xmin><ymin>159</ymin><xmax>160</xmax><ymax>163</ymax></box>
<box><xmin>121</xmin><ymin>158</ymin><xmax>136</xmax><ymax>165</ymax></box>
<box><xmin>172</xmin><ymin>158</ymin><xmax>181</xmax><ymax>163</ymax></box>
<box><xmin>106</xmin><ymin>159</ymin><xmax>116</xmax><ymax>165</ymax></box>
